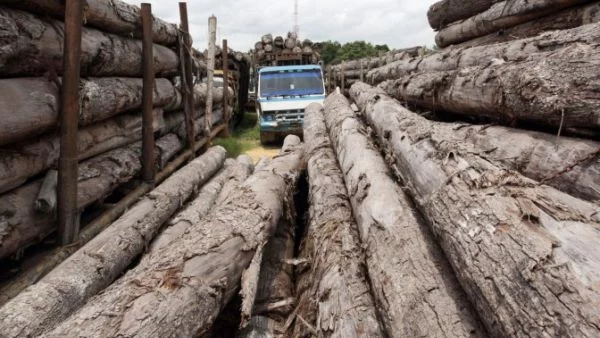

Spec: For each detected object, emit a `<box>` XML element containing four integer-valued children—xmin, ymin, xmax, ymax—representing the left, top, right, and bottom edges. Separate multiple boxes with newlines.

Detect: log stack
<box><xmin>0</xmin><ymin>1</ymin><xmax>235</xmax><ymax>272</ymax></box>
<box><xmin>252</xmin><ymin>32</ymin><xmax>320</xmax><ymax>66</ymax></box>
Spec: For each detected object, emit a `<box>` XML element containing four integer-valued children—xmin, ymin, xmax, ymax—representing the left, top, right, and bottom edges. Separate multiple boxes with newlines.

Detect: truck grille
<box><xmin>274</xmin><ymin>109</ymin><xmax>304</xmax><ymax>121</ymax></box>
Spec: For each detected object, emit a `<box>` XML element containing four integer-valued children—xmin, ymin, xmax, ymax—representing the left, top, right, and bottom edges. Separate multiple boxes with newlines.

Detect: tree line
<box><xmin>319</xmin><ymin>40</ymin><xmax>390</xmax><ymax>65</ymax></box>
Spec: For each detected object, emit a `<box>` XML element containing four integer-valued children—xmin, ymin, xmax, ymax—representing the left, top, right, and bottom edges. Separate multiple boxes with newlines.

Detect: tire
<box><xmin>260</xmin><ymin>131</ymin><xmax>272</xmax><ymax>145</ymax></box>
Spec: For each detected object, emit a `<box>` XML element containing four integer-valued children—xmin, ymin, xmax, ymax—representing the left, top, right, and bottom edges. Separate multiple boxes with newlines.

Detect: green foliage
<box><xmin>213</xmin><ymin>112</ymin><xmax>260</xmax><ymax>157</ymax></box>
<box><xmin>320</xmin><ymin>40</ymin><xmax>390</xmax><ymax>65</ymax></box>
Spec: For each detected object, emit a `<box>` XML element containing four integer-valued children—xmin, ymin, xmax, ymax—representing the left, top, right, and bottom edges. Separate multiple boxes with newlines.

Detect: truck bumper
<box><xmin>259</xmin><ymin>120</ymin><xmax>303</xmax><ymax>138</ymax></box>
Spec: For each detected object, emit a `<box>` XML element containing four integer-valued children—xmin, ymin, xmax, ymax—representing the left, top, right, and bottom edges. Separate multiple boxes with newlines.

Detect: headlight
<box><xmin>263</xmin><ymin>113</ymin><xmax>274</xmax><ymax>121</ymax></box>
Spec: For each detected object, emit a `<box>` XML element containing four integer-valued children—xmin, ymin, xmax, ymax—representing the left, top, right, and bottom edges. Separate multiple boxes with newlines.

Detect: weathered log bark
<box><xmin>0</xmin><ymin>146</ymin><xmax>226</xmax><ymax>338</ymax></box>
<box><xmin>435</xmin><ymin>0</ymin><xmax>592</xmax><ymax>47</ymax></box>
<box><xmin>149</xmin><ymin>155</ymin><xmax>254</xmax><ymax>253</ymax></box>
<box><xmin>238</xmin><ymin>205</ymin><xmax>296</xmax><ymax>337</ymax></box>
<box><xmin>291</xmin><ymin>102</ymin><xmax>384</xmax><ymax>338</ymax></box>
<box><xmin>379</xmin><ymin>41</ymin><xmax>600</xmax><ymax>131</ymax></box>
<box><xmin>0</xmin><ymin>134</ymin><xmax>183</xmax><ymax>261</ymax></box>
<box><xmin>453</xmin><ymin>2</ymin><xmax>600</xmax><ymax>48</ymax></box>
<box><xmin>355</xmin><ymin>82</ymin><xmax>600</xmax><ymax>202</ymax></box>
<box><xmin>350</xmin><ymin>82</ymin><xmax>600</xmax><ymax>337</ymax></box>
<box><xmin>4</xmin><ymin>0</ymin><xmax>178</xmax><ymax>46</ymax></box>
<box><xmin>366</xmin><ymin>22</ymin><xmax>600</xmax><ymax>85</ymax></box>
<box><xmin>322</xmin><ymin>91</ymin><xmax>484</xmax><ymax>337</ymax></box>
<box><xmin>0</xmin><ymin>77</ymin><xmax>175</xmax><ymax>146</ymax></box>
<box><xmin>35</xmin><ymin>170</ymin><xmax>58</xmax><ymax>213</ymax></box>
<box><xmin>0</xmin><ymin>7</ymin><xmax>179</xmax><ymax>77</ymax></box>
<box><xmin>39</xmin><ymin>137</ymin><xmax>304</xmax><ymax>338</ymax></box>
<box><xmin>427</xmin><ymin>0</ymin><xmax>502</xmax><ymax>30</ymax></box>
<box><xmin>0</xmin><ymin>109</ymin><xmax>166</xmax><ymax>194</ymax></box>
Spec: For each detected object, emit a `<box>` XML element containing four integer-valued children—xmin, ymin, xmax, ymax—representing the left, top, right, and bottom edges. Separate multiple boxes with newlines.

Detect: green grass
<box><xmin>213</xmin><ymin>112</ymin><xmax>261</xmax><ymax>157</ymax></box>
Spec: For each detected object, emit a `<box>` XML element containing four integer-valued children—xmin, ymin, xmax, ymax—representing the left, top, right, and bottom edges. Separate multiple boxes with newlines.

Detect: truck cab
<box><xmin>257</xmin><ymin>65</ymin><xmax>325</xmax><ymax>144</ymax></box>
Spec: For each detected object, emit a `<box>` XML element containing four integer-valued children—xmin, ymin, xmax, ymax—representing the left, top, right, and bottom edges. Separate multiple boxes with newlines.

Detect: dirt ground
<box><xmin>244</xmin><ymin>145</ymin><xmax>281</xmax><ymax>163</ymax></box>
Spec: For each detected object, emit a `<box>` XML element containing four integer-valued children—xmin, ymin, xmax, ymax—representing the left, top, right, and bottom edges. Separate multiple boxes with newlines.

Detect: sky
<box><xmin>123</xmin><ymin>0</ymin><xmax>439</xmax><ymax>52</ymax></box>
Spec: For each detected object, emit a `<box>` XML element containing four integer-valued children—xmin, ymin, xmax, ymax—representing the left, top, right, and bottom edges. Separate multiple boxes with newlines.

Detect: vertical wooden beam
<box><xmin>221</xmin><ymin>38</ymin><xmax>230</xmax><ymax>137</ymax></box>
<box><xmin>58</xmin><ymin>0</ymin><xmax>82</xmax><ymax>245</ymax></box>
<box><xmin>141</xmin><ymin>3</ymin><xmax>155</xmax><ymax>183</ymax></box>
<box><xmin>206</xmin><ymin>15</ymin><xmax>217</xmax><ymax>135</ymax></box>
<box><xmin>360</xmin><ymin>59</ymin><xmax>364</xmax><ymax>82</ymax></box>
<box><xmin>179</xmin><ymin>2</ymin><xmax>195</xmax><ymax>151</ymax></box>
<box><xmin>340</xmin><ymin>61</ymin><xmax>345</xmax><ymax>92</ymax></box>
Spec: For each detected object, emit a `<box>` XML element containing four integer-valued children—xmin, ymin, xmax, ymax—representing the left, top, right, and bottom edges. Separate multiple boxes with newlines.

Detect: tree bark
<box><xmin>427</xmin><ymin>0</ymin><xmax>502</xmax><ymax>30</ymax></box>
<box><xmin>0</xmin><ymin>146</ymin><xmax>226</xmax><ymax>338</ymax></box>
<box><xmin>238</xmin><ymin>204</ymin><xmax>296</xmax><ymax>337</ymax></box>
<box><xmin>0</xmin><ymin>134</ymin><xmax>184</xmax><ymax>261</ymax></box>
<box><xmin>0</xmin><ymin>7</ymin><xmax>179</xmax><ymax>77</ymax></box>
<box><xmin>435</xmin><ymin>0</ymin><xmax>592</xmax><ymax>47</ymax></box>
<box><xmin>149</xmin><ymin>155</ymin><xmax>254</xmax><ymax>253</ymax></box>
<box><xmin>291</xmin><ymin>102</ymin><xmax>385</xmax><ymax>338</ymax></box>
<box><xmin>322</xmin><ymin>91</ymin><xmax>484</xmax><ymax>337</ymax></box>
<box><xmin>366</xmin><ymin>22</ymin><xmax>600</xmax><ymax>85</ymax></box>
<box><xmin>350</xmin><ymin>82</ymin><xmax>600</xmax><ymax>338</ymax></box>
<box><xmin>0</xmin><ymin>77</ymin><xmax>176</xmax><ymax>146</ymax></box>
<box><xmin>452</xmin><ymin>2</ymin><xmax>600</xmax><ymax>48</ymax></box>
<box><xmin>39</xmin><ymin>137</ymin><xmax>304</xmax><ymax>338</ymax></box>
<box><xmin>4</xmin><ymin>0</ymin><xmax>178</xmax><ymax>46</ymax></box>
<box><xmin>379</xmin><ymin>41</ymin><xmax>600</xmax><ymax>131</ymax></box>
<box><xmin>0</xmin><ymin>109</ymin><xmax>167</xmax><ymax>195</ymax></box>
<box><xmin>356</xmin><ymin>82</ymin><xmax>600</xmax><ymax>202</ymax></box>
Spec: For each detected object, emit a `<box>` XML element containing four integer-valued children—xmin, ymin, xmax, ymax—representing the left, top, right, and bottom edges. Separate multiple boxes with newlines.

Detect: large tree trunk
<box><xmin>322</xmin><ymin>91</ymin><xmax>484</xmax><ymax>337</ymax></box>
<box><xmin>0</xmin><ymin>77</ymin><xmax>176</xmax><ymax>146</ymax></box>
<box><xmin>291</xmin><ymin>102</ymin><xmax>384</xmax><ymax>338</ymax></box>
<box><xmin>0</xmin><ymin>7</ymin><xmax>178</xmax><ymax>77</ymax></box>
<box><xmin>0</xmin><ymin>109</ymin><xmax>167</xmax><ymax>195</ymax></box>
<box><xmin>0</xmin><ymin>134</ymin><xmax>184</xmax><ymax>261</ymax></box>
<box><xmin>0</xmin><ymin>147</ymin><xmax>226</xmax><ymax>338</ymax></box>
<box><xmin>427</xmin><ymin>0</ymin><xmax>502</xmax><ymax>30</ymax></box>
<box><xmin>366</xmin><ymin>22</ymin><xmax>600</xmax><ymax>85</ymax></box>
<box><xmin>238</xmin><ymin>204</ymin><xmax>296</xmax><ymax>337</ymax></box>
<box><xmin>355</xmin><ymin>83</ymin><xmax>600</xmax><ymax>202</ymax></box>
<box><xmin>379</xmin><ymin>41</ymin><xmax>600</xmax><ymax>132</ymax></box>
<box><xmin>350</xmin><ymin>83</ymin><xmax>600</xmax><ymax>338</ymax></box>
<box><xmin>4</xmin><ymin>0</ymin><xmax>178</xmax><ymax>46</ymax></box>
<box><xmin>452</xmin><ymin>2</ymin><xmax>600</xmax><ymax>48</ymax></box>
<box><xmin>435</xmin><ymin>0</ymin><xmax>592</xmax><ymax>47</ymax></box>
<box><xmin>149</xmin><ymin>155</ymin><xmax>254</xmax><ymax>253</ymax></box>
<box><xmin>39</xmin><ymin>137</ymin><xmax>305</xmax><ymax>338</ymax></box>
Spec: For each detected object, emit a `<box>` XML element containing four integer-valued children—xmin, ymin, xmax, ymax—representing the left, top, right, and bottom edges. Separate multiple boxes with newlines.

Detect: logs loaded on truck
<box><xmin>1</xmin><ymin>0</ymin><xmax>599</xmax><ymax>337</ymax></box>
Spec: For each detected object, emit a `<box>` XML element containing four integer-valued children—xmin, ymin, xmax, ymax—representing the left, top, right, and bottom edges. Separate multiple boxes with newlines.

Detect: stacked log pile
<box><xmin>328</xmin><ymin>46</ymin><xmax>424</xmax><ymax>93</ymax></box>
<box><xmin>0</xmin><ymin>1</ymin><xmax>235</xmax><ymax>265</ymax></box>
<box><xmin>252</xmin><ymin>32</ymin><xmax>320</xmax><ymax>66</ymax></box>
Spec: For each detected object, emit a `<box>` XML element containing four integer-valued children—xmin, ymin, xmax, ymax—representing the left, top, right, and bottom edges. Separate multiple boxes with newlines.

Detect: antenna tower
<box><xmin>294</xmin><ymin>0</ymin><xmax>299</xmax><ymax>36</ymax></box>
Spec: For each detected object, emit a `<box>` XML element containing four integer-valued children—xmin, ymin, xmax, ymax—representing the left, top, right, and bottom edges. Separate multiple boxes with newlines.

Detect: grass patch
<box><xmin>213</xmin><ymin>112</ymin><xmax>261</xmax><ymax>157</ymax></box>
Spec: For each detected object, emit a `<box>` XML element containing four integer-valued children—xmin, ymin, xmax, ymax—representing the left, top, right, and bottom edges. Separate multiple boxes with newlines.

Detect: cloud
<box><xmin>123</xmin><ymin>0</ymin><xmax>438</xmax><ymax>51</ymax></box>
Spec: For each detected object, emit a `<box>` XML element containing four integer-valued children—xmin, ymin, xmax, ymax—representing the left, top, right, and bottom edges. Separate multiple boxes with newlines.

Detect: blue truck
<box><xmin>256</xmin><ymin>64</ymin><xmax>326</xmax><ymax>144</ymax></box>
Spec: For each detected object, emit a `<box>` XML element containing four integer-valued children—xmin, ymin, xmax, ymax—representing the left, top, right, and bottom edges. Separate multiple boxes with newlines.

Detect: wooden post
<box><xmin>360</xmin><ymin>59</ymin><xmax>364</xmax><ymax>82</ymax></box>
<box><xmin>205</xmin><ymin>15</ymin><xmax>217</xmax><ymax>135</ymax></box>
<box><xmin>221</xmin><ymin>38</ymin><xmax>230</xmax><ymax>137</ymax></box>
<box><xmin>179</xmin><ymin>2</ymin><xmax>195</xmax><ymax>151</ymax></box>
<box><xmin>340</xmin><ymin>61</ymin><xmax>345</xmax><ymax>92</ymax></box>
<box><xmin>141</xmin><ymin>3</ymin><xmax>155</xmax><ymax>183</ymax></box>
<box><xmin>57</xmin><ymin>0</ymin><xmax>82</xmax><ymax>245</ymax></box>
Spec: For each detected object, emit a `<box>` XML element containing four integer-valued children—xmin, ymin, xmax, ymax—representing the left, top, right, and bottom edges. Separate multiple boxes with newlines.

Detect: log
<box><xmin>35</xmin><ymin>170</ymin><xmax>58</xmax><ymax>213</ymax></box>
<box><xmin>366</xmin><ymin>22</ymin><xmax>600</xmax><ymax>85</ymax></box>
<box><xmin>0</xmin><ymin>134</ymin><xmax>184</xmax><ymax>261</ymax></box>
<box><xmin>435</xmin><ymin>0</ymin><xmax>592</xmax><ymax>47</ymax></box>
<box><xmin>0</xmin><ymin>7</ymin><xmax>179</xmax><ymax>77</ymax></box>
<box><xmin>149</xmin><ymin>155</ymin><xmax>254</xmax><ymax>253</ymax></box>
<box><xmin>355</xmin><ymin>82</ymin><xmax>600</xmax><ymax>202</ymax></box>
<box><xmin>0</xmin><ymin>77</ymin><xmax>175</xmax><ymax>146</ymax></box>
<box><xmin>453</xmin><ymin>2</ymin><xmax>600</xmax><ymax>48</ymax></box>
<box><xmin>3</xmin><ymin>0</ymin><xmax>178</xmax><ymax>46</ymax></box>
<box><xmin>291</xmin><ymin>102</ymin><xmax>384</xmax><ymax>338</ymax></box>
<box><xmin>0</xmin><ymin>109</ymin><xmax>166</xmax><ymax>195</ymax></box>
<box><xmin>322</xmin><ymin>91</ymin><xmax>484</xmax><ymax>337</ymax></box>
<box><xmin>40</xmin><ymin>137</ymin><xmax>305</xmax><ymax>338</ymax></box>
<box><xmin>427</xmin><ymin>0</ymin><xmax>502</xmax><ymax>30</ymax></box>
<box><xmin>350</xmin><ymin>82</ymin><xmax>600</xmax><ymax>337</ymax></box>
<box><xmin>238</xmin><ymin>204</ymin><xmax>296</xmax><ymax>337</ymax></box>
<box><xmin>379</xmin><ymin>41</ymin><xmax>600</xmax><ymax>131</ymax></box>
<box><xmin>0</xmin><ymin>147</ymin><xmax>227</xmax><ymax>338</ymax></box>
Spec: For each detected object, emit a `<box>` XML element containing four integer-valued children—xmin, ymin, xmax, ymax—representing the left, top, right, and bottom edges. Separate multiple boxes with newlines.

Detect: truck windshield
<box><xmin>259</xmin><ymin>69</ymin><xmax>324</xmax><ymax>97</ymax></box>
